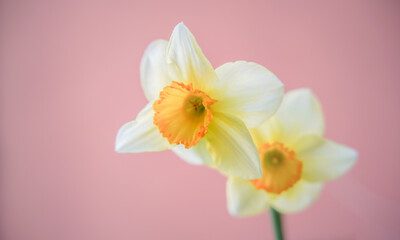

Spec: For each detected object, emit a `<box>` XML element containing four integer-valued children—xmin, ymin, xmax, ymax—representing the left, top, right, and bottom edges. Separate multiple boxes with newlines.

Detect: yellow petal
<box><xmin>272</xmin><ymin>89</ymin><xmax>324</xmax><ymax>146</ymax></box>
<box><xmin>250</xmin><ymin>116</ymin><xmax>282</xmax><ymax>149</ymax></box>
<box><xmin>171</xmin><ymin>139</ymin><xmax>214</xmax><ymax>166</ymax></box>
<box><xmin>140</xmin><ymin>39</ymin><xmax>172</xmax><ymax>101</ymax></box>
<box><xmin>293</xmin><ymin>135</ymin><xmax>358</xmax><ymax>182</ymax></box>
<box><xmin>270</xmin><ymin>180</ymin><xmax>323</xmax><ymax>213</ymax></box>
<box><xmin>166</xmin><ymin>22</ymin><xmax>218</xmax><ymax>93</ymax></box>
<box><xmin>205</xmin><ymin>112</ymin><xmax>262</xmax><ymax>179</ymax></box>
<box><xmin>214</xmin><ymin>61</ymin><xmax>284</xmax><ymax>128</ymax></box>
<box><xmin>115</xmin><ymin>102</ymin><xmax>171</xmax><ymax>153</ymax></box>
<box><xmin>227</xmin><ymin>177</ymin><xmax>269</xmax><ymax>217</ymax></box>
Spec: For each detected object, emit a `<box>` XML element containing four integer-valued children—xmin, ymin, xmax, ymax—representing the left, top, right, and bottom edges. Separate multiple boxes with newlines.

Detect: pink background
<box><xmin>1</xmin><ymin>0</ymin><xmax>399</xmax><ymax>239</ymax></box>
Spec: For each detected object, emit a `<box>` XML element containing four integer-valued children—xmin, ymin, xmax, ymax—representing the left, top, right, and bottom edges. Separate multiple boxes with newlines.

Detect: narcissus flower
<box><xmin>227</xmin><ymin>89</ymin><xmax>357</xmax><ymax>214</ymax></box>
<box><xmin>115</xmin><ymin>23</ymin><xmax>284</xmax><ymax>179</ymax></box>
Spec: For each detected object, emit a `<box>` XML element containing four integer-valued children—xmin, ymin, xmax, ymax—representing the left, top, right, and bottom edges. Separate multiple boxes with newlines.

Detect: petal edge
<box><xmin>171</xmin><ymin>139</ymin><xmax>214</xmax><ymax>166</ymax></box>
<box><xmin>270</xmin><ymin>180</ymin><xmax>323</xmax><ymax>213</ymax></box>
<box><xmin>295</xmin><ymin>135</ymin><xmax>358</xmax><ymax>182</ymax></box>
<box><xmin>140</xmin><ymin>39</ymin><xmax>172</xmax><ymax>101</ymax></box>
<box><xmin>166</xmin><ymin>22</ymin><xmax>218</xmax><ymax>92</ymax></box>
<box><xmin>206</xmin><ymin>112</ymin><xmax>262</xmax><ymax>179</ymax></box>
<box><xmin>274</xmin><ymin>89</ymin><xmax>325</xmax><ymax>146</ymax></box>
<box><xmin>214</xmin><ymin>61</ymin><xmax>284</xmax><ymax>128</ymax></box>
<box><xmin>115</xmin><ymin>102</ymin><xmax>171</xmax><ymax>153</ymax></box>
<box><xmin>227</xmin><ymin>177</ymin><xmax>269</xmax><ymax>217</ymax></box>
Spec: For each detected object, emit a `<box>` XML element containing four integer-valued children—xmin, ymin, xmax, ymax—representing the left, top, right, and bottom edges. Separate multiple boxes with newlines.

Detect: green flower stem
<box><xmin>270</xmin><ymin>207</ymin><xmax>284</xmax><ymax>240</ymax></box>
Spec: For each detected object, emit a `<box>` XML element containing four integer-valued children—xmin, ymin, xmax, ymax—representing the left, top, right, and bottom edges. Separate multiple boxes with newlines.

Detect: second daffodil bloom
<box><xmin>227</xmin><ymin>89</ymin><xmax>357</xmax><ymax>214</ymax></box>
<box><xmin>115</xmin><ymin>23</ymin><xmax>284</xmax><ymax>179</ymax></box>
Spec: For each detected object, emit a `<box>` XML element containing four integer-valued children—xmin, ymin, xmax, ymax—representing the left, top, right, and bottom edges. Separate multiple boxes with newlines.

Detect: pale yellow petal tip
<box><xmin>347</xmin><ymin>147</ymin><xmax>358</xmax><ymax>168</ymax></box>
<box><xmin>114</xmin><ymin>122</ymin><xmax>131</xmax><ymax>153</ymax></box>
<box><xmin>143</xmin><ymin>39</ymin><xmax>168</xmax><ymax>56</ymax></box>
<box><xmin>289</xmin><ymin>88</ymin><xmax>316</xmax><ymax>100</ymax></box>
<box><xmin>226</xmin><ymin>177</ymin><xmax>269</xmax><ymax>217</ymax></box>
<box><xmin>330</xmin><ymin>144</ymin><xmax>358</xmax><ymax>180</ymax></box>
<box><xmin>287</xmin><ymin>88</ymin><xmax>325</xmax><ymax>129</ymax></box>
<box><xmin>227</xmin><ymin>203</ymin><xmax>267</xmax><ymax>218</ymax></box>
<box><xmin>114</xmin><ymin>120</ymin><xmax>145</xmax><ymax>153</ymax></box>
<box><xmin>146</xmin><ymin>39</ymin><xmax>168</xmax><ymax>47</ymax></box>
<box><xmin>172</xmin><ymin>22</ymin><xmax>188</xmax><ymax>34</ymax></box>
<box><xmin>114</xmin><ymin>144</ymin><xmax>122</xmax><ymax>153</ymax></box>
<box><xmin>227</xmin><ymin>205</ymin><xmax>251</xmax><ymax>218</ymax></box>
<box><xmin>115</xmin><ymin>140</ymin><xmax>123</xmax><ymax>153</ymax></box>
<box><xmin>176</xmin><ymin>21</ymin><xmax>185</xmax><ymax>27</ymax></box>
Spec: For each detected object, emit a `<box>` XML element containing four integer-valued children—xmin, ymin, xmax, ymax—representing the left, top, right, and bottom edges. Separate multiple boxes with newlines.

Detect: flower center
<box><xmin>250</xmin><ymin>142</ymin><xmax>302</xmax><ymax>194</ymax></box>
<box><xmin>153</xmin><ymin>81</ymin><xmax>217</xmax><ymax>149</ymax></box>
<box><xmin>185</xmin><ymin>96</ymin><xmax>205</xmax><ymax>116</ymax></box>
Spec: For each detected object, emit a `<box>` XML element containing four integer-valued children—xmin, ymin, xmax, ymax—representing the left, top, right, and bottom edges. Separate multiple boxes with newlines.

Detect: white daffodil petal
<box><xmin>214</xmin><ymin>61</ymin><xmax>284</xmax><ymax>128</ymax></box>
<box><xmin>227</xmin><ymin>177</ymin><xmax>269</xmax><ymax>217</ymax></box>
<box><xmin>271</xmin><ymin>180</ymin><xmax>323</xmax><ymax>213</ymax></box>
<box><xmin>294</xmin><ymin>135</ymin><xmax>358</xmax><ymax>182</ymax></box>
<box><xmin>115</xmin><ymin>102</ymin><xmax>170</xmax><ymax>153</ymax></box>
<box><xmin>274</xmin><ymin>89</ymin><xmax>324</xmax><ymax>146</ymax></box>
<box><xmin>140</xmin><ymin>39</ymin><xmax>172</xmax><ymax>101</ymax></box>
<box><xmin>166</xmin><ymin>22</ymin><xmax>217</xmax><ymax>92</ymax></box>
<box><xmin>205</xmin><ymin>112</ymin><xmax>262</xmax><ymax>179</ymax></box>
<box><xmin>171</xmin><ymin>139</ymin><xmax>214</xmax><ymax>166</ymax></box>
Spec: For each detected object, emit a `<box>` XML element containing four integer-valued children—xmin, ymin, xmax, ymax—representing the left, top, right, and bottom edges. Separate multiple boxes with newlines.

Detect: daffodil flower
<box><xmin>227</xmin><ymin>89</ymin><xmax>357</xmax><ymax>214</ymax></box>
<box><xmin>115</xmin><ymin>23</ymin><xmax>284</xmax><ymax>179</ymax></box>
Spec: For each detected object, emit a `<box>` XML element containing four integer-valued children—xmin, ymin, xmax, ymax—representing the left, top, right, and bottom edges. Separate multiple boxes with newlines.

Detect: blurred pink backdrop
<box><xmin>1</xmin><ymin>0</ymin><xmax>399</xmax><ymax>239</ymax></box>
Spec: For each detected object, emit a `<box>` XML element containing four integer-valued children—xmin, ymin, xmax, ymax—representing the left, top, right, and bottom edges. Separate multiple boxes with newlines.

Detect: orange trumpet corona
<box><xmin>153</xmin><ymin>81</ymin><xmax>217</xmax><ymax>149</ymax></box>
<box><xmin>250</xmin><ymin>142</ymin><xmax>302</xmax><ymax>194</ymax></box>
